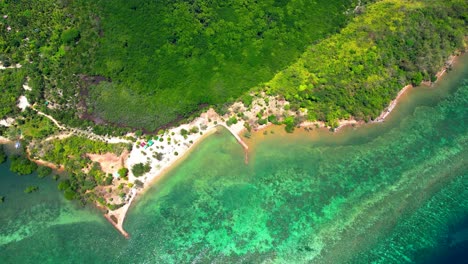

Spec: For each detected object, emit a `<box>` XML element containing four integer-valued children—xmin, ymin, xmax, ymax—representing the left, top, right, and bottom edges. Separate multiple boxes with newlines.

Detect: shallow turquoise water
<box><xmin>0</xmin><ymin>56</ymin><xmax>467</xmax><ymax>263</ymax></box>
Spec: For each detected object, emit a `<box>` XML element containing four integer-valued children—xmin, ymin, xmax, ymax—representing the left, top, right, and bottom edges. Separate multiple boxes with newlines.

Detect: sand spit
<box><xmin>106</xmin><ymin>108</ymin><xmax>250</xmax><ymax>237</ymax></box>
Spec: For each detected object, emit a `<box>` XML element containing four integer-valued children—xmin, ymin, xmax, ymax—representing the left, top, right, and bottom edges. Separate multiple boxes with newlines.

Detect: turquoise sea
<box><xmin>1</xmin><ymin>55</ymin><xmax>467</xmax><ymax>263</ymax></box>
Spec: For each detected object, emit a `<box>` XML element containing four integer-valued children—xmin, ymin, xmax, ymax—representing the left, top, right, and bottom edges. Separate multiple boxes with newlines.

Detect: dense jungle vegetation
<box><xmin>266</xmin><ymin>0</ymin><xmax>468</xmax><ymax>126</ymax></box>
<box><xmin>87</xmin><ymin>0</ymin><xmax>358</xmax><ymax>130</ymax></box>
<box><xmin>1</xmin><ymin>0</ymin><xmax>358</xmax><ymax>132</ymax></box>
<box><xmin>0</xmin><ymin>0</ymin><xmax>466</xmax><ymax>132</ymax></box>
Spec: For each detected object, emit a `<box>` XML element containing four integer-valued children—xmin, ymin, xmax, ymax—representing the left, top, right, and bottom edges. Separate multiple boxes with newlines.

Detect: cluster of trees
<box><xmin>266</xmin><ymin>0</ymin><xmax>467</xmax><ymax>127</ymax></box>
<box><xmin>9</xmin><ymin>155</ymin><xmax>37</xmax><ymax>175</ymax></box>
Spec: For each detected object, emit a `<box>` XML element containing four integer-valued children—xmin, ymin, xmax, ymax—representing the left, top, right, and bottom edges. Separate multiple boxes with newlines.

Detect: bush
<box><xmin>244</xmin><ymin>122</ymin><xmax>252</xmax><ymax>132</ymax></box>
<box><xmin>189</xmin><ymin>126</ymin><xmax>199</xmax><ymax>134</ymax></box>
<box><xmin>226</xmin><ymin>116</ymin><xmax>238</xmax><ymax>126</ymax></box>
<box><xmin>118</xmin><ymin>167</ymin><xmax>129</xmax><ymax>178</ymax></box>
<box><xmin>108</xmin><ymin>203</ymin><xmax>124</xmax><ymax>211</ymax></box>
<box><xmin>155</xmin><ymin>152</ymin><xmax>164</xmax><ymax>161</ymax></box>
<box><xmin>24</xmin><ymin>186</ymin><xmax>39</xmax><ymax>194</ymax></box>
<box><xmin>267</xmin><ymin>115</ymin><xmax>278</xmax><ymax>124</ymax></box>
<box><xmin>104</xmin><ymin>176</ymin><xmax>113</xmax><ymax>185</ymax></box>
<box><xmin>134</xmin><ymin>180</ymin><xmax>144</xmax><ymax>188</ymax></box>
<box><xmin>283</xmin><ymin>116</ymin><xmax>296</xmax><ymax>133</ymax></box>
<box><xmin>258</xmin><ymin>119</ymin><xmax>267</xmax><ymax>125</ymax></box>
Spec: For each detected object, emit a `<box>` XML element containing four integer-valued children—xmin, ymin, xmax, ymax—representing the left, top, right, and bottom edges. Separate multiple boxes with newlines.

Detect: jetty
<box><xmin>217</xmin><ymin>124</ymin><xmax>249</xmax><ymax>164</ymax></box>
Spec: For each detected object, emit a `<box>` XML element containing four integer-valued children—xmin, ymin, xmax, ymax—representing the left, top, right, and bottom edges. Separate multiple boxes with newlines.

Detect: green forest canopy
<box><xmin>266</xmin><ymin>0</ymin><xmax>467</xmax><ymax>125</ymax></box>
<box><xmin>86</xmin><ymin>0</ymin><xmax>356</xmax><ymax>130</ymax></box>
<box><xmin>0</xmin><ymin>0</ymin><xmax>466</xmax><ymax>132</ymax></box>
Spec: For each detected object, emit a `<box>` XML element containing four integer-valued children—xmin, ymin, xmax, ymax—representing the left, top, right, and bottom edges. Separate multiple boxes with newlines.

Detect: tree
<box><xmin>411</xmin><ymin>72</ymin><xmax>424</xmax><ymax>86</ymax></box>
<box><xmin>118</xmin><ymin>167</ymin><xmax>129</xmax><ymax>178</ymax></box>
<box><xmin>189</xmin><ymin>126</ymin><xmax>199</xmax><ymax>134</ymax></box>
<box><xmin>180</xmin><ymin>128</ymin><xmax>188</xmax><ymax>136</ymax></box>
<box><xmin>64</xmin><ymin>189</ymin><xmax>76</xmax><ymax>200</ymax></box>
<box><xmin>283</xmin><ymin>116</ymin><xmax>296</xmax><ymax>133</ymax></box>
<box><xmin>131</xmin><ymin>163</ymin><xmax>151</xmax><ymax>177</ymax></box>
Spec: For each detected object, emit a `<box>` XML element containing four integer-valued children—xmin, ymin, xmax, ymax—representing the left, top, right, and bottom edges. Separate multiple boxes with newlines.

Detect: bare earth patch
<box><xmin>87</xmin><ymin>150</ymin><xmax>129</xmax><ymax>174</ymax></box>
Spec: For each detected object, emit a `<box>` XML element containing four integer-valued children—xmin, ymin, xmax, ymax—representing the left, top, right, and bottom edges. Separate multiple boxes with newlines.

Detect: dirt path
<box><xmin>36</xmin><ymin>110</ymin><xmax>66</xmax><ymax>130</ymax></box>
<box><xmin>33</xmin><ymin>108</ymin><xmax>131</xmax><ymax>144</ymax></box>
